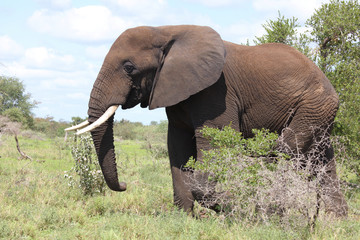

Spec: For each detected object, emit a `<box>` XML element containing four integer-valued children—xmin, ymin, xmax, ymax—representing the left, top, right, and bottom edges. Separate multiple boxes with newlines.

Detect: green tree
<box><xmin>71</xmin><ymin>116</ymin><xmax>87</xmax><ymax>125</ymax></box>
<box><xmin>0</xmin><ymin>76</ymin><xmax>37</xmax><ymax>128</ymax></box>
<box><xmin>254</xmin><ymin>11</ymin><xmax>299</xmax><ymax>45</ymax></box>
<box><xmin>254</xmin><ymin>11</ymin><xmax>311</xmax><ymax>57</ymax></box>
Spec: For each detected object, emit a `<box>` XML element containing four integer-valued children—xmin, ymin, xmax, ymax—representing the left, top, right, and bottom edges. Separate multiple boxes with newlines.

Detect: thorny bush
<box><xmin>186</xmin><ymin>125</ymin><xmax>348</xmax><ymax>228</ymax></box>
<box><xmin>65</xmin><ymin>135</ymin><xmax>106</xmax><ymax>196</ymax></box>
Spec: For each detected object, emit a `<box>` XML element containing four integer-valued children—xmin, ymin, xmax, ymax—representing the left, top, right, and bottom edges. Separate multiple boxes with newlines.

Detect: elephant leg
<box><xmin>189</xmin><ymin>130</ymin><xmax>227</xmax><ymax>212</ymax></box>
<box><xmin>318</xmin><ymin>147</ymin><xmax>348</xmax><ymax>217</ymax></box>
<box><xmin>279</xmin><ymin>108</ymin><xmax>348</xmax><ymax>217</ymax></box>
<box><xmin>167</xmin><ymin>123</ymin><xmax>196</xmax><ymax>212</ymax></box>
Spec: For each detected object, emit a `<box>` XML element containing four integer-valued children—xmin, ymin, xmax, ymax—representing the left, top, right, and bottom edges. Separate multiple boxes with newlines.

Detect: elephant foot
<box><xmin>173</xmin><ymin>193</ymin><xmax>195</xmax><ymax>213</ymax></box>
<box><xmin>322</xmin><ymin>193</ymin><xmax>348</xmax><ymax>218</ymax></box>
<box><xmin>318</xmin><ymin>160</ymin><xmax>348</xmax><ymax>218</ymax></box>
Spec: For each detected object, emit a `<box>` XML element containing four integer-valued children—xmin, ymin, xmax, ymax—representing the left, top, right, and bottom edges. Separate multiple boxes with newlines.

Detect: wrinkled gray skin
<box><xmin>87</xmin><ymin>25</ymin><xmax>348</xmax><ymax>217</ymax></box>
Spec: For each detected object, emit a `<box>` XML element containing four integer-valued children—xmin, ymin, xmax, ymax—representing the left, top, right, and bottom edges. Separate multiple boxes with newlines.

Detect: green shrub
<box><xmin>33</xmin><ymin>117</ymin><xmax>67</xmax><ymax>138</ymax></box>
<box><xmin>65</xmin><ymin>135</ymin><xmax>106</xmax><ymax>196</ymax></box>
<box><xmin>113</xmin><ymin>119</ymin><xmax>143</xmax><ymax>140</ymax></box>
<box><xmin>187</xmin><ymin>126</ymin><xmax>281</xmax><ymax>184</ymax></box>
<box><xmin>3</xmin><ymin>108</ymin><xmax>26</xmax><ymax>125</ymax></box>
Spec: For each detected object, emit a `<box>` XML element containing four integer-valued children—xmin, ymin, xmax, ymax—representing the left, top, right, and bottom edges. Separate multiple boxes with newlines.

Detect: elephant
<box><xmin>66</xmin><ymin>25</ymin><xmax>348</xmax><ymax>217</ymax></box>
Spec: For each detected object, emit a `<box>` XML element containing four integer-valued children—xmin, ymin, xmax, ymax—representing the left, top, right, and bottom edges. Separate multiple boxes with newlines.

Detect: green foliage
<box><xmin>2</xmin><ymin>107</ymin><xmax>26</xmax><ymax>124</ymax></box>
<box><xmin>255</xmin><ymin>11</ymin><xmax>299</xmax><ymax>45</ymax></box>
<box><xmin>66</xmin><ymin>135</ymin><xmax>106</xmax><ymax>196</ymax></box>
<box><xmin>33</xmin><ymin>117</ymin><xmax>68</xmax><ymax>138</ymax></box>
<box><xmin>202</xmin><ymin>126</ymin><xmax>279</xmax><ymax>156</ymax></box>
<box><xmin>187</xmin><ymin>126</ymin><xmax>281</xmax><ymax>184</ymax></box>
<box><xmin>113</xmin><ymin>118</ymin><xmax>143</xmax><ymax>140</ymax></box>
<box><xmin>254</xmin><ymin>11</ymin><xmax>312</xmax><ymax>57</ymax></box>
<box><xmin>307</xmin><ymin>0</ymin><xmax>360</xmax><ymax>67</ymax></box>
<box><xmin>71</xmin><ymin>116</ymin><xmax>87</xmax><ymax>125</ymax></box>
<box><xmin>0</xmin><ymin>76</ymin><xmax>37</xmax><ymax>128</ymax></box>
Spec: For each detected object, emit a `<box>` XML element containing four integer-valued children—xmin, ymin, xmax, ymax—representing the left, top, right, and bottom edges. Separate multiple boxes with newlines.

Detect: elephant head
<box><xmin>68</xmin><ymin>25</ymin><xmax>226</xmax><ymax>191</ymax></box>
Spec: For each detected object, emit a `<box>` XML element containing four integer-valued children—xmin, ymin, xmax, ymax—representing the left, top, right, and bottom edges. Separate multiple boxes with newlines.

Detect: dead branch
<box><xmin>14</xmin><ymin>134</ymin><xmax>33</xmax><ymax>161</ymax></box>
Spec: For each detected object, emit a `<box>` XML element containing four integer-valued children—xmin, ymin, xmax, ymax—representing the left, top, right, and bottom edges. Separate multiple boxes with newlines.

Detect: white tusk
<box><xmin>65</xmin><ymin>120</ymin><xmax>90</xmax><ymax>131</ymax></box>
<box><xmin>76</xmin><ymin>105</ymin><xmax>119</xmax><ymax>135</ymax></box>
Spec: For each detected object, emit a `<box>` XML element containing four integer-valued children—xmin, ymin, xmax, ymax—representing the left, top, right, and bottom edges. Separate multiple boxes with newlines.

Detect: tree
<box><xmin>71</xmin><ymin>116</ymin><xmax>87</xmax><ymax>125</ymax></box>
<box><xmin>0</xmin><ymin>76</ymin><xmax>37</xmax><ymax>128</ymax></box>
<box><xmin>255</xmin><ymin>11</ymin><xmax>299</xmax><ymax>45</ymax></box>
<box><xmin>254</xmin><ymin>11</ymin><xmax>311</xmax><ymax>57</ymax></box>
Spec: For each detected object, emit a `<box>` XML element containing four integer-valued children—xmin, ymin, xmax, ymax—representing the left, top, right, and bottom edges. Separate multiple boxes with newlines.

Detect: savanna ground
<box><xmin>1</xmin><ymin>127</ymin><xmax>360</xmax><ymax>240</ymax></box>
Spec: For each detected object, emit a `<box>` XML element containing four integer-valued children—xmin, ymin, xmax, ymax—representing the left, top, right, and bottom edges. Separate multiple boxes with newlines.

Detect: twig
<box><xmin>14</xmin><ymin>134</ymin><xmax>33</xmax><ymax>161</ymax></box>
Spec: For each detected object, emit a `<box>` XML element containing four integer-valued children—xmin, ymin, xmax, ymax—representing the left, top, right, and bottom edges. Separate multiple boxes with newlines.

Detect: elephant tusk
<box><xmin>76</xmin><ymin>105</ymin><xmax>119</xmax><ymax>135</ymax></box>
<box><xmin>65</xmin><ymin>120</ymin><xmax>90</xmax><ymax>131</ymax></box>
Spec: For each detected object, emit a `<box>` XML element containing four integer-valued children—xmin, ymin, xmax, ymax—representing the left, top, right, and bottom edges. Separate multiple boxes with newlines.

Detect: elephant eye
<box><xmin>123</xmin><ymin>62</ymin><xmax>136</xmax><ymax>74</ymax></box>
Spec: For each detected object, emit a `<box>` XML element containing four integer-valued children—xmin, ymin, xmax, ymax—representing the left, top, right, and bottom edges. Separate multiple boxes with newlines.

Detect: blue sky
<box><xmin>0</xmin><ymin>0</ymin><xmax>328</xmax><ymax>124</ymax></box>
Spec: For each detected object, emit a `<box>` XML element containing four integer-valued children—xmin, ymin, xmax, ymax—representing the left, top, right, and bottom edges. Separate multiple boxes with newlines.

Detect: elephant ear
<box><xmin>148</xmin><ymin>25</ymin><xmax>226</xmax><ymax>110</ymax></box>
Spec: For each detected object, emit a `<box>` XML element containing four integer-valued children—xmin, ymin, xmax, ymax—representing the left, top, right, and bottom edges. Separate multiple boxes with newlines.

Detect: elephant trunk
<box><xmin>88</xmin><ymin>97</ymin><xmax>126</xmax><ymax>192</ymax></box>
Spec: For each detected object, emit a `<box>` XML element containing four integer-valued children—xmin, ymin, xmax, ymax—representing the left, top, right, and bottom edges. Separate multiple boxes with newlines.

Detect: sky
<box><xmin>0</xmin><ymin>0</ymin><xmax>328</xmax><ymax>124</ymax></box>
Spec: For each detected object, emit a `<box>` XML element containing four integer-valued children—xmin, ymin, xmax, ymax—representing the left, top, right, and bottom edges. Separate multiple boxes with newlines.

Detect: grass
<box><xmin>1</xmin><ymin>133</ymin><xmax>360</xmax><ymax>239</ymax></box>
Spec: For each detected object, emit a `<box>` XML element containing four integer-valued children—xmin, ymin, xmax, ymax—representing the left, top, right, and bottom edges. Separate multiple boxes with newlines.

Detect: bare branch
<box><xmin>14</xmin><ymin>133</ymin><xmax>32</xmax><ymax>161</ymax></box>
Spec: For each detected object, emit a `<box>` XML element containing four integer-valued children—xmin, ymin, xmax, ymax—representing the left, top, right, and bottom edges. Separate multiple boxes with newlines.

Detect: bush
<box><xmin>65</xmin><ymin>135</ymin><xmax>106</xmax><ymax>196</ymax></box>
<box><xmin>142</xmin><ymin>121</ymin><xmax>168</xmax><ymax>159</ymax></box>
<box><xmin>33</xmin><ymin>117</ymin><xmax>67</xmax><ymax>138</ymax></box>
<box><xmin>186</xmin><ymin>126</ymin><xmax>346</xmax><ymax>228</ymax></box>
<box><xmin>0</xmin><ymin>115</ymin><xmax>22</xmax><ymax>135</ymax></box>
<box><xmin>113</xmin><ymin>119</ymin><xmax>143</xmax><ymax>140</ymax></box>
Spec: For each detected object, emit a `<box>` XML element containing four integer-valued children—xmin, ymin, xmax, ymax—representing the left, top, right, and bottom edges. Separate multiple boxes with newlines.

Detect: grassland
<box><xmin>1</xmin><ymin>132</ymin><xmax>360</xmax><ymax>239</ymax></box>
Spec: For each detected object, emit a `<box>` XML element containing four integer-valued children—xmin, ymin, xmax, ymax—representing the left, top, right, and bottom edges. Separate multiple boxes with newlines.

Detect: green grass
<box><xmin>1</xmin><ymin>133</ymin><xmax>360</xmax><ymax>239</ymax></box>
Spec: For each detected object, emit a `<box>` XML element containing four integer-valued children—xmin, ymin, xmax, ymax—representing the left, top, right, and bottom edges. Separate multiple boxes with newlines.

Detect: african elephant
<box><xmin>67</xmin><ymin>25</ymin><xmax>348</xmax><ymax>217</ymax></box>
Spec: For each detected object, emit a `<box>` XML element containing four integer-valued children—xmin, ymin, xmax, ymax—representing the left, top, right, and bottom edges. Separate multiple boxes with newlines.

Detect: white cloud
<box><xmin>4</xmin><ymin>59</ymin><xmax>96</xmax><ymax>89</ymax></box>
<box><xmin>28</xmin><ymin>6</ymin><xmax>136</xmax><ymax>43</ymax></box>
<box><xmin>22</xmin><ymin>47</ymin><xmax>75</xmax><ymax>71</ymax></box>
<box><xmin>0</xmin><ymin>35</ymin><xmax>23</xmax><ymax>60</ymax></box>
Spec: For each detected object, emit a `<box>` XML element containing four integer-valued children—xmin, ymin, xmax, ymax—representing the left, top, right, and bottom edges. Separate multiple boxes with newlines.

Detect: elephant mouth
<box><xmin>121</xmin><ymin>85</ymin><xmax>149</xmax><ymax>109</ymax></box>
<box><xmin>140</xmin><ymin>101</ymin><xmax>149</xmax><ymax>108</ymax></box>
<box><xmin>121</xmin><ymin>100</ymin><xmax>148</xmax><ymax>109</ymax></box>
